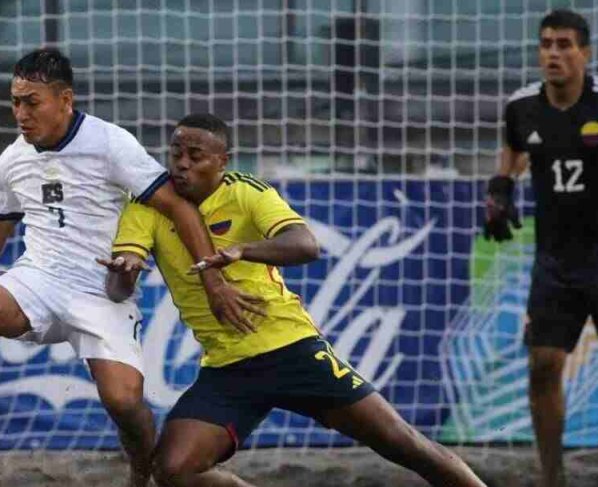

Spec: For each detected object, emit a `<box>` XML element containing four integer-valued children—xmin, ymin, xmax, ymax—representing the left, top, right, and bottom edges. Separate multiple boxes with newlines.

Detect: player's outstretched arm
<box><xmin>484</xmin><ymin>145</ymin><xmax>527</xmax><ymax>242</ymax></box>
<box><xmin>97</xmin><ymin>252</ymin><xmax>149</xmax><ymax>303</ymax></box>
<box><xmin>497</xmin><ymin>144</ymin><xmax>528</xmax><ymax>178</ymax></box>
<box><xmin>143</xmin><ymin>181</ymin><xmax>267</xmax><ymax>332</ymax></box>
<box><xmin>0</xmin><ymin>220</ymin><xmax>17</xmax><ymax>259</ymax></box>
<box><xmin>192</xmin><ymin>223</ymin><xmax>319</xmax><ymax>272</ymax></box>
<box><xmin>145</xmin><ymin>180</ymin><xmax>217</xmax><ymax>268</ymax></box>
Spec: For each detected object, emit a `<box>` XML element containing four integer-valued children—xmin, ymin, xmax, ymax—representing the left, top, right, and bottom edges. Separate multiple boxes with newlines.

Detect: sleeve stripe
<box><xmin>239</xmin><ymin>174</ymin><xmax>270</xmax><ymax>191</ymax></box>
<box><xmin>239</xmin><ymin>178</ymin><xmax>266</xmax><ymax>192</ymax></box>
<box><xmin>230</xmin><ymin>172</ymin><xmax>266</xmax><ymax>192</ymax></box>
<box><xmin>265</xmin><ymin>218</ymin><xmax>305</xmax><ymax>238</ymax></box>
<box><xmin>134</xmin><ymin>171</ymin><xmax>170</xmax><ymax>203</ymax></box>
<box><xmin>223</xmin><ymin>172</ymin><xmax>271</xmax><ymax>192</ymax></box>
<box><xmin>0</xmin><ymin>212</ymin><xmax>24</xmax><ymax>221</ymax></box>
<box><xmin>113</xmin><ymin>242</ymin><xmax>150</xmax><ymax>255</ymax></box>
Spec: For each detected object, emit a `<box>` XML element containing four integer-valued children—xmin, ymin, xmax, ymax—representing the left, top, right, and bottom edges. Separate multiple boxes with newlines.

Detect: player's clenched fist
<box><xmin>484</xmin><ymin>175</ymin><xmax>522</xmax><ymax>242</ymax></box>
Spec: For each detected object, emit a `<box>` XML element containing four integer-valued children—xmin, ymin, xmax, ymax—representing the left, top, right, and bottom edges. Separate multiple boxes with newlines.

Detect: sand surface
<box><xmin>0</xmin><ymin>446</ymin><xmax>597</xmax><ymax>486</ymax></box>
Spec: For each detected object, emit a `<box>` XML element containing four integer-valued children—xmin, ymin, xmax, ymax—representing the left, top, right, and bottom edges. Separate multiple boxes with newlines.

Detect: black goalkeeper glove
<box><xmin>483</xmin><ymin>175</ymin><xmax>521</xmax><ymax>242</ymax></box>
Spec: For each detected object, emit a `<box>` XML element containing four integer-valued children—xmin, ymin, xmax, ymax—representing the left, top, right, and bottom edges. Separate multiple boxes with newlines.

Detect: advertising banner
<box><xmin>0</xmin><ymin>178</ymin><xmax>596</xmax><ymax>449</ymax></box>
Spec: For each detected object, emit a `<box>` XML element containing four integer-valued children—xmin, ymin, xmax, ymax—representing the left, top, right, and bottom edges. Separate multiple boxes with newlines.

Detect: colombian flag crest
<box><xmin>581</xmin><ymin>121</ymin><xmax>598</xmax><ymax>147</ymax></box>
<box><xmin>209</xmin><ymin>219</ymin><xmax>232</xmax><ymax>235</ymax></box>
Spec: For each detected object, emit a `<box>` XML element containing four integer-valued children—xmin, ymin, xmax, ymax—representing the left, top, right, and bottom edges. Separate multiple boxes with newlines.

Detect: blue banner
<box><xmin>1</xmin><ymin>178</ymin><xmax>597</xmax><ymax>449</ymax></box>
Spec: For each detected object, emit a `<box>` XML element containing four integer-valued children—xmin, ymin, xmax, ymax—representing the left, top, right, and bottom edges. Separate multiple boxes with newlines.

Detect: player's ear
<box><xmin>218</xmin><ymin>152</ymin><xmax>228</xmax><ymax>170</ymax></box>
<box><xmin>582</xmin><ymin>45</ymin><xmax>591</xmax><ymax>63</ymax></box>
<box><xmin>58</xmin><ymin>86</ymin><xmax>74</xmax><ymax>110</ymax></box>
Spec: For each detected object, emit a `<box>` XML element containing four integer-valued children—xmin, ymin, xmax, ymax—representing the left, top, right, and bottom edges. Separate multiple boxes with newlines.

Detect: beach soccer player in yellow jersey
<box><xmin>98</xmin><ymin>113</ymin><xmax>487</xmax><ymax>487</ymax></box>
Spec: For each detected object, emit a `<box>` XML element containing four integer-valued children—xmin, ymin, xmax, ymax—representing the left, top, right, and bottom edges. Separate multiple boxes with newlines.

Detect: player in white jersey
<box><xmin>0</xmin><ymin>49</ymin><xmax>264</xmax><ymax>487</ymax></box>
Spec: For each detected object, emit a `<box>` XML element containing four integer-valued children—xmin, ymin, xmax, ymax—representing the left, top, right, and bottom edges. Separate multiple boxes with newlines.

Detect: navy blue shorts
<box><xmin>526</xmin><ymin>256</ymin><xmax>598</xmax><ymax>352</ymax></box>
<box><xmin>167</xmin><ymin>336</ymin><xmax>375</xmax><ymax>456</ymax></box>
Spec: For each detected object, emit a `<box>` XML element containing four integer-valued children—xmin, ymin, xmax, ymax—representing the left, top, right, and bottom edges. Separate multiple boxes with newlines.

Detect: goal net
<box><xmin>1</xmin><ymin>0</ymin><xmax>598</xmax><ymax>452</ymax></box>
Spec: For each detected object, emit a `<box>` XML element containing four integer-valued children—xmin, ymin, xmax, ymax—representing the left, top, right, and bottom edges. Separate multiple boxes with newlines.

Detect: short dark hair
<box><xmin>13</xmin><ymin>48</ymin><xmax>73</xmax><ymax>87</ymax></box>
<box><xmin>540</xmin><ymin>9</ymin><xmax>590</xmax><ymax>47</ymax></box>
<box><xmin>176</xmin><ymin>113</ymin><xmax>230</xmax><ymax>149</ymax></box>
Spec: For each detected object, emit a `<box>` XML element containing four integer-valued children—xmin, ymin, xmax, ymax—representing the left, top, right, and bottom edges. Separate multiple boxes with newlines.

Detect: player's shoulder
<box><xmin>121</xmin><ymin>200</ymin><xmax>164</xmax><ymax>226</ymax></box>
<box><xmin>83</xmin><ymin>113</ymin><xmax>139</xmax><ymax>146</ymax></box>
<box><xmin>507</xmin><ymin>81</ymin><xmax>542</xmax><ymax>105</ymax></box>
<box><xmin>589</xmin><ymin>74</ymin><xmax>598</xmax><ymax>96</ymax></box>
<box><xmin>0</xmin><ymin>136</ymin><xmax>29</xmax><ymax>167</ymax></box>
<box><xmin>124</xmin><ymin>200</ymin><xmax>160</xmax><ymax>217</ymax></box>
<box><xmin>222</xmin><ymin>171</ymin><xmax>274</xmax><ymax>195</ymax></box>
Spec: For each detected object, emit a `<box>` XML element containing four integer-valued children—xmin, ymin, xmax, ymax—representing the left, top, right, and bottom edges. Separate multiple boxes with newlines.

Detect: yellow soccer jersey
<box><xmin>113</xmin><ymin>171</ymin><xmax>319</xmax><ymax>367</ymax></box>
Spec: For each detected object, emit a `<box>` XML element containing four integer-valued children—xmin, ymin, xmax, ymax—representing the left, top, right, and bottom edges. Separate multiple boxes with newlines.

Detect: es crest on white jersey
<box><xmin>43</xmin><ymin>162</ymin><xmax>61</xmax><ymax>180</ymax></box>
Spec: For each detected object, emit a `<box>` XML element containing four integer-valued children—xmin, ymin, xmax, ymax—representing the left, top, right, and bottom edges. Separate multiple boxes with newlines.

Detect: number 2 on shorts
<box><xmin>314</xmin><ymin>350</ymin><xmax>351</xmax><ymax>379</ymax></box>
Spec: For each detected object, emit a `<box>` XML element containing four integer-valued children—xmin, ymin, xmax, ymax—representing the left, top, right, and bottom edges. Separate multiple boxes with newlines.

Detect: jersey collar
<box><xmin>540</xmin><ymin>75</ymin><xmax>593</xmax><ymax>110</ymax></box>
<box><xmin>34</xmin><ymin>110</ymin><xmax>86</xmax><ymax>153</ymax></box>
<box><xmin>198</xmin><ymin>175</ymin><xmax>227</xmax><ymax>212</ymax></box>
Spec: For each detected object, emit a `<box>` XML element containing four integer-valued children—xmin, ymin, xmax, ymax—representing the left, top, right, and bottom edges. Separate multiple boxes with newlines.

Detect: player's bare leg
<box><xmin>528</xmin><ymin>346</ymin><xmax>567</xmax><ymax>487</ymax></box>
<box><xmin>0</xmin><ymin>285</ymin><xmax>34</xmax><ymax>338</ymax></box>
<box><xmin>318</xmin><ymin>392</ymin><xmax>487</xmax><ymax>487</ymax></box>
<box><xmin>88</xmin><ymin>359</ymin><xmax>156</xmax><ymax>487</ymax></box>
<box><xmin>152</xmin><ymin>419</ymin><xmax>256</xmax><ymax>487</ymax></box>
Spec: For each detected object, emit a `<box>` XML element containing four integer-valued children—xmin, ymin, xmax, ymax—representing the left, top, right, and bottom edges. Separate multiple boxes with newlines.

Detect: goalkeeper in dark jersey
<box><xmin>484</xmin><ymin>9</ymin><xmax>597</xmax><ymax>487</ymax></box>
<box><xmin>100</xmin><ymin>113</ymin><xmax>487</xmax><ymax>487</ymax></box>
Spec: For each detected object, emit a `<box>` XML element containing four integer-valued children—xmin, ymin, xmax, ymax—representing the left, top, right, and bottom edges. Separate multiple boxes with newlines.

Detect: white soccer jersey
<box><xmin>0</xmin><ymin>111</ymin><xmax>169</xmax><ymax>295</ymax></box>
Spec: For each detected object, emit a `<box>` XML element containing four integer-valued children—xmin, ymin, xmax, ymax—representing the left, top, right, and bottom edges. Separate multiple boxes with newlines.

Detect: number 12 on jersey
<box><xmin>552</xmin><ymin>159</ymin><xmax>584</xmax><ymax>193</ymax></box>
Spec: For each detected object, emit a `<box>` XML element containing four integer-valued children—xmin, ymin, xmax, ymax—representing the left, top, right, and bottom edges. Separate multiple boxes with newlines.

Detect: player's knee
<box><xmin>0</xmin><ymin>288</ymin><xmax>30</xmax><ymax>338</ymax></box>
<box><xmin>99</xmin><ymin>381</ymin><xmax>144</xmax><ymax>419</ymax></box>
<box><xmin>530</xmin><ymin>363</ymin><xmax>561</xmax><ymax>386</ymax></box>
<box><xmin>529</xmin><ymin>352</ymin><xmax>564</xmax><ymax>388</ymax></box>
<box><xmin>152</xmin><ymin>451</ymin><xmax>212</xmax><ymax>486</ymax></box>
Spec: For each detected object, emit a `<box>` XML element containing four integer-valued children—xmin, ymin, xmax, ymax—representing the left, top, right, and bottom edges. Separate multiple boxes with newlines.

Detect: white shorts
<box><xmin>0</xmin><ymin>265</ymin><xmax>144</xmax><ymax>374</ymax></box>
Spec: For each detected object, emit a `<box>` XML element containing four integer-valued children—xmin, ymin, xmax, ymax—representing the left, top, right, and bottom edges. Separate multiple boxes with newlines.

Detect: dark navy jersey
<box><xmin>505</xmin><ymin>75</ymin><xmax>598</xmax><ymax>268</ymax></box>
